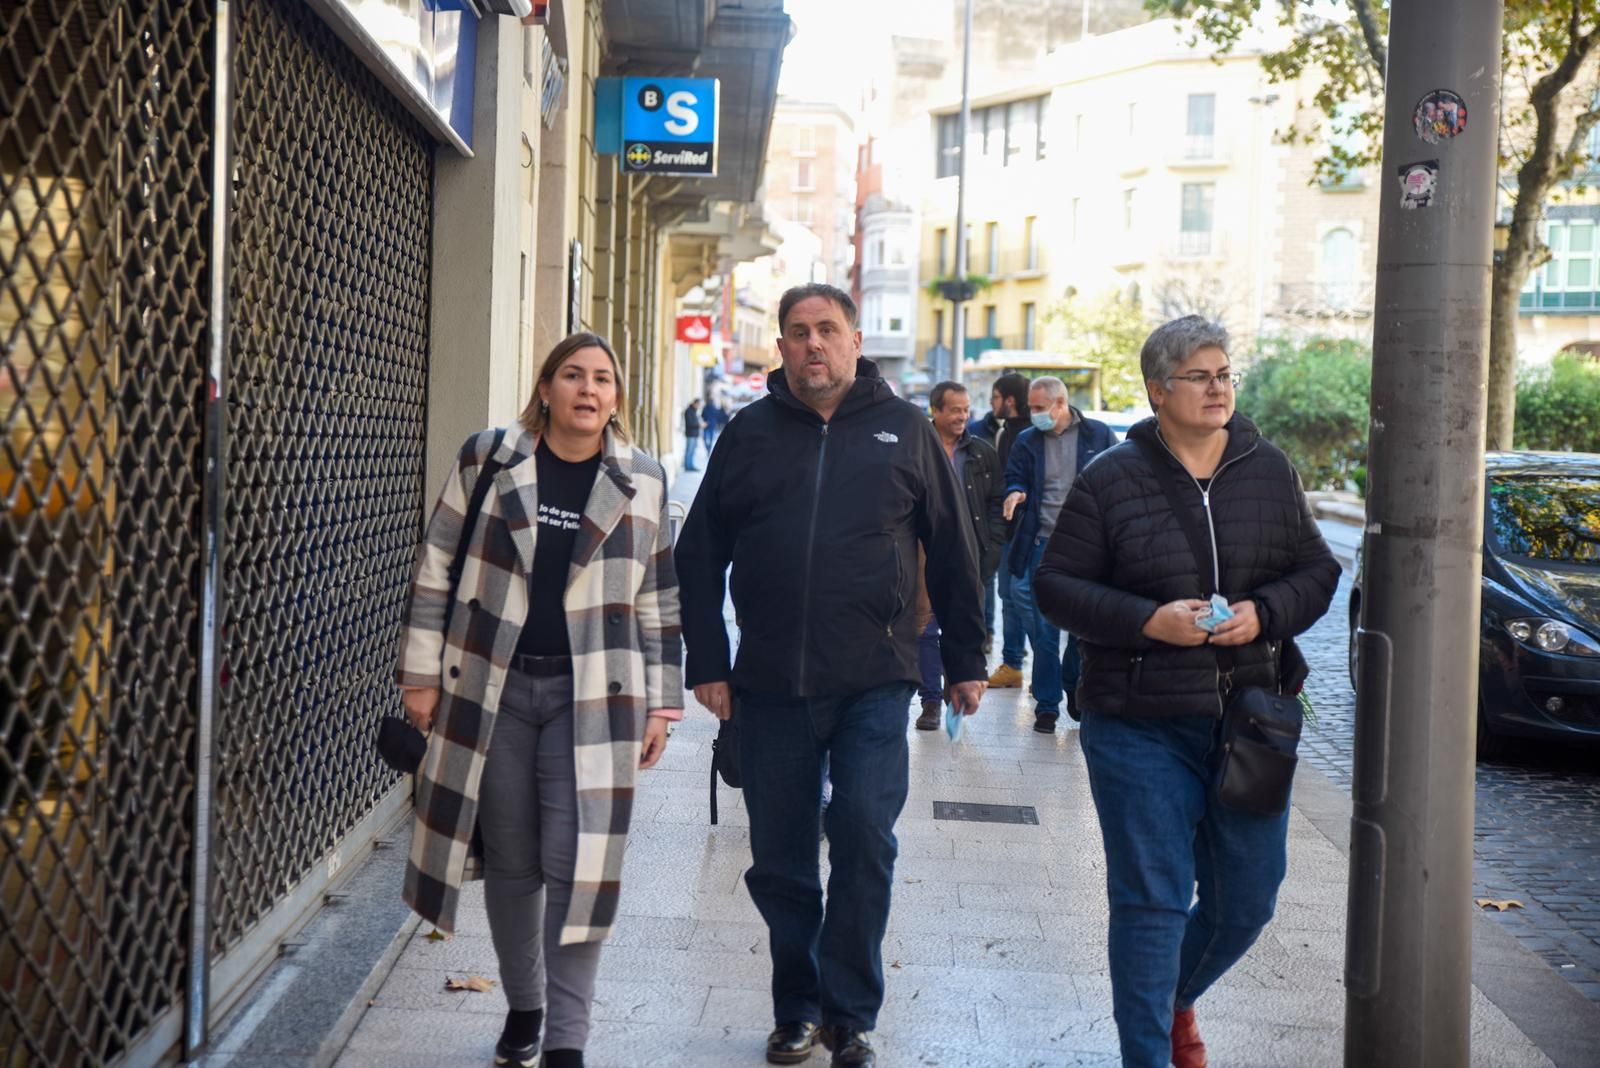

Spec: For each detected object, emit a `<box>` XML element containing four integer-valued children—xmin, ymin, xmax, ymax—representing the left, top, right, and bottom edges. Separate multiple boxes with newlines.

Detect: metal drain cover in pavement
<box><xmin>932</xmin><ymin>801</ymin><xmax>1039</xmax><ymax>825</ymax></box>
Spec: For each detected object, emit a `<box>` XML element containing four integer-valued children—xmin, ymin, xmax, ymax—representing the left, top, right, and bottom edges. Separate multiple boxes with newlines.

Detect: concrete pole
<box><xmin>948</xmin><ymin>0</ymin><xmax>972</xmax><ymax>385</ymax></box>
<box><xmin>1344</xmin><ymin>0</ymin><xmax>1502</xmax><ymax>1064</ymax></box>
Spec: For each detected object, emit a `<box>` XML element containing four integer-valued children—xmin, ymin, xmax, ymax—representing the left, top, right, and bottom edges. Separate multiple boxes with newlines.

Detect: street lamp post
<box><xmin>948</xmin><ymin>0</ymin><xmax>973</xmax><ymax>385</ymax></box>
<box><xmin>1344</xmin><ymin>0</ymin><xmax>1503</xmax><ymax>1064</ymax></box>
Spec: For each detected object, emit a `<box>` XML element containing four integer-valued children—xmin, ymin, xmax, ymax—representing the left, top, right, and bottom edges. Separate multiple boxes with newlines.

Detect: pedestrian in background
<box><xmin>978</xmin><ymin>372</ymin><xmax>1033</xmax><ymax>678</ymax></box>
<box><xmin>676</xmin><ymin>283</ymin><xmax>986</xmax><ymax>1068</ymax></box>
<box><xmin>915</xmin><ymin>380</ymin><xmax>1006</xmax><ymax>730</ymax></box>
<box><xmin>702</xmin><ymin>395</ymin><xmax>727</xmax><ymax>451</ymax></box>
<box><xmin>1035</xmin><ymin>315</ymin><xmax>1338</xmax><ymax>1068</ymax></box>
<box><xmin>683</xmin><ymin>397</ymin><xmax>704</xmax><ymax>471</ymax></box>
<box><xmin>396</xmin><ymin>333</ymin><xmax>683</xmax><ymax>1068</ymax></box>
<box><xmin>1002</xmin><ymin>377</ymin><xmax>1116</xmax><ymax>731</ymax></box>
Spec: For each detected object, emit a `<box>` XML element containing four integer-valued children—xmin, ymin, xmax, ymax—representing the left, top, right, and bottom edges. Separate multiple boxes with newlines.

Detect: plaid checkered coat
<box><xmin>395</xmin><ymin>426</ymin><xmax>682</xmax><ymax>943</ymax></box>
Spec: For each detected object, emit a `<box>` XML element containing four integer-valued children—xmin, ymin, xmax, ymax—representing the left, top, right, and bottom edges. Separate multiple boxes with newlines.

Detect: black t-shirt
<box><xmin>514</xmin><ymin>439</ymin><xmax>601</xmax><ymax>658</ymax></box>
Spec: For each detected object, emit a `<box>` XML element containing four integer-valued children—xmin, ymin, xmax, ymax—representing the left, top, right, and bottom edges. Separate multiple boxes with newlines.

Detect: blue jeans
<box><xmin>684</xmin><ymin>433</ymin><xmax>700</xmax><ymax>470</ymax></box>
<box><xmin>738</xmin><ymin>681</ymin><xmax>916</xmax><ymax>1033</ymax></box>
<box><xmin>1079</xmin><ymin>711</ymin><xmax>1291</xmax><ymax>1068</ymax></box>
<box><xmin>999</xmin><ymin>558</ymin><xmax>1028</xmax><ymax>669</ymax></box>
<box><xmin>917</xmin><ymin>616</ymin><xmax>942</xmax><ymax>703</ymax></box>
<box><xmin>1011</xmin><ymin>536</ymin><xmax>1062</xmax><ymax>713</ymax></box>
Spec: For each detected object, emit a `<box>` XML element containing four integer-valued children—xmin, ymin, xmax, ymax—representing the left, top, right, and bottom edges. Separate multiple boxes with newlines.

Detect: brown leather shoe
<box><xmin>1171</xmin><ymin>1006</ymin><xmax>1208</xmax><ymax>1068</ymax></box>
<box><xmin>915</xmin><ymin>699</ymin><xmax>940</xmax><ymax>731</ymax></box>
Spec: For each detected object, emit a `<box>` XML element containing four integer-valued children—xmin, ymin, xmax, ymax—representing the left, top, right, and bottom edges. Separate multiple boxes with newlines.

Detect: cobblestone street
<box><xmin>1297</xmin><ymin>571</ymin><xmax>1600</xmax><ymax>1004</ymax></box>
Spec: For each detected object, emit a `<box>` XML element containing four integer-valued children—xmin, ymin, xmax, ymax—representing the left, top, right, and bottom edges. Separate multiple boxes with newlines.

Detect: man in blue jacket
<box><xmin>676</xmin><ymin>283</ymin><xmax>987</xmax><ymax>1068</ymax></box>
<box><xmin>1002</xmin><ymin>377</ymin><xmax>1115</xmax><ymax>732</ymax></box>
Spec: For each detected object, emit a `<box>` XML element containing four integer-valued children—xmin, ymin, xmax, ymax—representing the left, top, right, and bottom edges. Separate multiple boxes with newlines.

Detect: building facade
<box><xmin>0</xmin><ymin>2</ymin><xmax>787</xmax><ymax>1064</ymax></box>
<box><xmin>765</xmin><ymin>99</ymin><xmax>859</xmax><ymax>287</ymax></box>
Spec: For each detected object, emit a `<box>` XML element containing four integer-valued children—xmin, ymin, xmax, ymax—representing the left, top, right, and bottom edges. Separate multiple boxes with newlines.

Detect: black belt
<box><xmin>511</xmin><ymin>654</ymin><xmax>572</xmax><ymax>677</ymax></box>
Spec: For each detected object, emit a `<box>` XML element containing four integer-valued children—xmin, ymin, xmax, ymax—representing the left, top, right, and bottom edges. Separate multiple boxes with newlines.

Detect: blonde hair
<box><xmin>519</xmin><ymin>332</ymin><xmax>629</xmax><ymax>440</ymax></box>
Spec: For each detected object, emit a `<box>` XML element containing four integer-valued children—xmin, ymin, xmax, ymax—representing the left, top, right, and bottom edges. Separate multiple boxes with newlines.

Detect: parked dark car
<box><xmin>1349</xmin><ymin>452</ymin><xmax>1600</xmax><ymax>758</ymax></box>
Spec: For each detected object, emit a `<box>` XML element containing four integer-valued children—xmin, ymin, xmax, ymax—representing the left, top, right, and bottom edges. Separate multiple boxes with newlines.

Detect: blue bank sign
<box><xmin>620</xmin><ymin>78</ymin><xmax>719</xmax><ymax>176</ymax></box>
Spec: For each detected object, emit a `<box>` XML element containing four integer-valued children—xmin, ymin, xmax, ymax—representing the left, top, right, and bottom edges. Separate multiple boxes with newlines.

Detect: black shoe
<box><xmin>914</xmin><ymin>699</ymin><xmax>940</xmax><ymax>731</ymax></box>
<box><xmin>766</xmin><ymin>1021</ymin><xmax>821</xmax><ymax>1064</ymax></box>
<box><xmin>495</xmin><ymin>1009</ymin><xmax>543</xmax><ymax>1067</ymax></box>
<box><xmin>1033</xmin><ymin>712</ymin><xmax>1059</xmax><ymax>734</ymax></box>
<box><xmin>821</xmin><ymin>1026</ymin><xmax>876</xmax><ymax>1067</ymax></box>
<box><xmin>541</xmin><ymin>1052</ymin><xmax>583</xmax><ymax>1068</ymax></box>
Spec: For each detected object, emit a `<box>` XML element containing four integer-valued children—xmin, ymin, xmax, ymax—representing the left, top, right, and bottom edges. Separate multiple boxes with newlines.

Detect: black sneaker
<box><xmin>494</xmin><ymin>1039</ymin><xmax>539</xmax><ymax>1068</ymax></box>
<box><xmin>766</xmin><ymin>1021</ymin><xmax>821</xmax><ymax>1064</ymax></box>
<box><xmin>821</xmin><ymin>1026</ymin><xmax>876</xmax><ymax>1067</ymax></box>
<box><xmin>1033</xmin><ymin>712</ymin><xmax>1059</xmax><ymax>734</ymax></box>
<box><xmin>495</xmin><ymin>1008</ymin><xmax>543</xmax><ymax>1067</ymax></box>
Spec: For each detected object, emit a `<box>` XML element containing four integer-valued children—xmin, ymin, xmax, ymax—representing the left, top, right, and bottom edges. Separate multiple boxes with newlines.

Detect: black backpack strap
<box><xmin>443</xmin><ymin>428</ymin><xmax>507</xmax><ymax>634</ymax></box>
<box><xmin>1130</xmin><ymin>435</ymin><xmax>1215</xmax><ymax>598</ymax></box>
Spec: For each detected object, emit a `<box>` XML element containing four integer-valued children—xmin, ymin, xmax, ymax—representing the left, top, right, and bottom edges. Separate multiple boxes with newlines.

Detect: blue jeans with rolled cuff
<box><xmin>1078</xmin><ymin>709</ymin><xmax>1291</xmax><ymax>1068</ymax></box>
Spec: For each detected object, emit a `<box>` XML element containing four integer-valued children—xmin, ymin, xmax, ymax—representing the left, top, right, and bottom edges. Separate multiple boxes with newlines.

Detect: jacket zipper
<box><xmin>796</xmin><ymin>422</ymin><xmax>830</xmax><ymax>691</ymax></box>
<box><xmin>890</xmin><ymin>543</ymin><xmax>903</xmax><ymax>638</ymax></box>
<box><xmin>1156</xmin><ymin>432</ymin><xmax>1259</xmax><ymax>715</ymax></box>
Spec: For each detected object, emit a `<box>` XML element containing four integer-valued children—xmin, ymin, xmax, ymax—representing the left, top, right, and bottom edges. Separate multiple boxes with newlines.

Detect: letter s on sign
<box><xmin>664</xmin><ymin>91</ymin><xmax>699</xmax><ymax>137</ymax></box>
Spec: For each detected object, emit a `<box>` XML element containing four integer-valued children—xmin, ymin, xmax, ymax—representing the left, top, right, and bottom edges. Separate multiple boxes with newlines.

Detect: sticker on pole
<box><xmin>1412</xmin><ymin>89</ymin><xmax>1467</xmax><ymax>145</ymax></box>
<box><xmin>1397</xmin><ymin>160</ymin><xmax>1439</xmax><ymax>210</ymax></box>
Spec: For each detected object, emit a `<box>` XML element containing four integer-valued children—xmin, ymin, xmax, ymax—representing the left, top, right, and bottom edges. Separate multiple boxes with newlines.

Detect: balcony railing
<box><xmin>1174</xmin><ymin>230</ymin><xmax>1215</xmax><ymax>257</ymax></box>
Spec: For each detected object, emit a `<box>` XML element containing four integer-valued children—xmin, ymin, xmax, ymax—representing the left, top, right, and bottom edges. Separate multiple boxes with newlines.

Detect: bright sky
<box><xmin>778</xmin><ymin>0</ymin><xmax>937</xmax><ymax>110</ymax></box>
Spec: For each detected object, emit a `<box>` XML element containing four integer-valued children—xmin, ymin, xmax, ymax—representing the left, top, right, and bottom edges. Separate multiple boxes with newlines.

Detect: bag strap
<box><xmin>708</xmin><ymin>744</ymin><xmax>720</xmax><ymax>825</ymax></box>
<box><xmin>1130</xmin><ymin>434</ymin><xmax>1215</xmax><ymax>598</ymax></box>
<box><xmin>443</xmin><ymin>429</ymin><xmax>507</xmax><ymax>633</ymax></box>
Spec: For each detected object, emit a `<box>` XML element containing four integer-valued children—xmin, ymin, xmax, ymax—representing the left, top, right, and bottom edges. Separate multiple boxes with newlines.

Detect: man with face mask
<box><xmin>1002</xmin><ymin>377</ymin><xmax>1116</xmax><ymax>732</ymax></box>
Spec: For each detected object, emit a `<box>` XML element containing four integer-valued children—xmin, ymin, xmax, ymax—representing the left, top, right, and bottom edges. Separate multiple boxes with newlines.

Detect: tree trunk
<box><xmin>1486</xmin><ymin>261</ymin><xmax>1521</xmax><ymax>452</ymax></box>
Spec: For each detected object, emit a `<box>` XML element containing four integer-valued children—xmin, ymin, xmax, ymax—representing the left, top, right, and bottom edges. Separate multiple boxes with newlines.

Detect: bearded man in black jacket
<box><xmin>1035</xmin><ymin>315</ymin><xmax>1338</xmax><ymax>1068</ymax></box>
<box><xmin>675</xmin><ymin>283</ymin><xmax>987</xmax><ymax>1068</ymax></box>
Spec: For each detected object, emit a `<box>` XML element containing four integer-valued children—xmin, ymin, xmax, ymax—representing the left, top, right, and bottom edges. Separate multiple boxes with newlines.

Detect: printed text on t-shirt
<box><xmin>538</xmin><ymin>503</ymin><xmax>582</xmax><ymax>532</ymax></box>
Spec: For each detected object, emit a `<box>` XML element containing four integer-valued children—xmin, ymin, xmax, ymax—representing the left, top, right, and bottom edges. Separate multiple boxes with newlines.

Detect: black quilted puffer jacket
<box><xmin>1035</xmin><ymin>413</ymin><xmax>1340</xmax><ymax>719</ymax></box>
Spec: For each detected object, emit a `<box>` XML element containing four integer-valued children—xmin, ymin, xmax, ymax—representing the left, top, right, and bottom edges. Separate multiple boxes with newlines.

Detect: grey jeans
<box><xmin>479</xmin><ymin>669</ymin><xmax>602</xmax><ymax>1050</ymax></box>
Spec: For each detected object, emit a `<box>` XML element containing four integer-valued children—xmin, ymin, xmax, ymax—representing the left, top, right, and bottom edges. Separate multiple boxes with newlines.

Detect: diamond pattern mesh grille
<box><xmin>209</xmin><ymin>0</ymin><xmax>431</xmax><ymax>954</ymax></box>
<box><xmin>1</xmin><ymin>1</ymin><xmax>212</xmax><ymax>1064</ymax></box>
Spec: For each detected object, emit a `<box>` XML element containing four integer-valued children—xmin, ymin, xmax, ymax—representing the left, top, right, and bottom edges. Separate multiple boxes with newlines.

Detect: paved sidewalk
<box><xmin>336</xmin><ymin>675</ymin><xmax>1557</xmax><ymax>1067</ymax></box>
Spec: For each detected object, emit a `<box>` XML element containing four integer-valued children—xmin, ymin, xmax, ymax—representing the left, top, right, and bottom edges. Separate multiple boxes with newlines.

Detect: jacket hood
<box><xmin>767</xmin><ymin>356</ymin><xmax>895</xmax><ymax>422</ymax></box>
<box><xmin>1127</xmin><ymin>412</ymin><xmax>1262</xmax><ymax>468</ymax></box>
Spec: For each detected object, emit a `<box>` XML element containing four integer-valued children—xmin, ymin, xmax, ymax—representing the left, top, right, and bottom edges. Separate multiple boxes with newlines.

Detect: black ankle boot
<box><xmin>495</xmin><ymin>1009</ymin><xmax>543</xmax><ymax>1067</ymax></box>
<box><xmin>542</xmin><ymin>1050</ymin><xmax>584</xmax><ymax>1068</ymax></box>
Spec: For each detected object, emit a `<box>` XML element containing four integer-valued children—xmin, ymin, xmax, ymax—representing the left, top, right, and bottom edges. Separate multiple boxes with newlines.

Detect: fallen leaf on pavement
<box><xmin>1475</xmin><ymin>899</ymin><xmax>1524</xmax><ymax>912</ymax></box>
<box><xmin>445</xmin><ymin>975</ymin><xmax>498</xmax><ymax>993</ymax></box>
<box><xmin>425</xmin><ymin>929</ymin><xmax>453</xmax><ymax>942</ymax></box>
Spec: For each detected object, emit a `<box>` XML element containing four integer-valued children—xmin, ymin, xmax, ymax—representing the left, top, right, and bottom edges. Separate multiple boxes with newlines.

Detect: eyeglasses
<box><xmin>1165</xmin><ymin>371</ymin><xmax>1243</xmax><ymax>389</ymax></box>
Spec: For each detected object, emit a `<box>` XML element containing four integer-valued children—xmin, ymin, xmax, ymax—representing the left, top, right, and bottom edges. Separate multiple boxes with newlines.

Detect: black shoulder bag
<box><xmin>377</xmin><ymin>431</ymin><xmax>507</xmax><ymax>775</ymax></box>
<box><xmin>709</xmin><ymin>694</ymin><xmax>741</xmax><ymax>825</ymax></box>
<box><xmin>1132</xmin><ymin>437</ymin><xmax>1302</xmax><ymax>816</ymax></box>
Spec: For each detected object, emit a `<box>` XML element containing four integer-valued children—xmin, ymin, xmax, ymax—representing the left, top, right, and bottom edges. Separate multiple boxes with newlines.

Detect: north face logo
<box><xmin>874</xmin><ymin>432</ymin><xmax>899</xmax><ymax>444</ymax></box>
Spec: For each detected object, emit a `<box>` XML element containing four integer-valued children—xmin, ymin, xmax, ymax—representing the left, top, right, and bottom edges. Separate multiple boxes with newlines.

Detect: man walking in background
<box><xmin>1003</xmin><ymin>377</ymin><xmax>1115</xmax><ymax>732</ymax></box>
<box><xmin>676</xmin><ymin>283</ymin><xmax>987</xmax><ymax>1068</ymax></box>
<box><xmin>683</xmin><ymin>397</ymin><xmax>704</xmax><ymax>471</ymax></box>
<box><xmin>915</xmin><ymin>381</ymin><xmax>1006</xmax><ymax>730</ymax></box>
<box><xmin>980</xmin><ymin>372</ymin><xmax>1033</xmax><ymax>683</ymax></box>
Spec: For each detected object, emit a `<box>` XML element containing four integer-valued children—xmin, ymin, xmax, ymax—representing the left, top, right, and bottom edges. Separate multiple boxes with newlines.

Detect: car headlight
<box><xmin>1505</xmin><ymin>617</ymin><xmax>1600</xmax><ymax>656</ymax></box>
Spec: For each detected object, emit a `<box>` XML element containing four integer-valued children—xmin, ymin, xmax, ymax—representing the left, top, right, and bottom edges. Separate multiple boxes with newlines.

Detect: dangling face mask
<box><xmin>1030</xmin><ymin>410</ymin><xmax>1056</xmax><ymax>433</ymax></box>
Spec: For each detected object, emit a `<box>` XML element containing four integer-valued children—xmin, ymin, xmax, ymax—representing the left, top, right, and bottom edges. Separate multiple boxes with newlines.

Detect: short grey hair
<box><xmin>1028</xmin><ymin>376</ymin><xmax>1067</xmax><ymax>404</ymax></box>
<box><xmin>1140</xmin><ymin>315</ymin><xmax>1231</xmax><ymax>386</ymax></box>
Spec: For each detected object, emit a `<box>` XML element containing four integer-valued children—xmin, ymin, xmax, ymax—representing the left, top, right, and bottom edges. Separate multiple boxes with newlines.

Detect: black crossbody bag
<box><xmin>377</xmin><ymin>431</ymin><xmax>506</xmax><ymax>775</ymax></box>
<box><xmin>708</xmin><ymin>694</ymin><xmax>742</xmax><ymax>825</ymax></box>
<box><xmin>1133</xmin><ymin>437</ymin><xmax>1302</xmax><ymax>816</ymax></box>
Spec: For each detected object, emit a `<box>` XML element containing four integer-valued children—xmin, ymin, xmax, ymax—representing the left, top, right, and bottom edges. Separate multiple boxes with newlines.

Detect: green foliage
<box><xmin>1042</xmin><ymin>291</ymin><xmax>1151</xmax><ymax>411</ymax></box>
<box><xmin>1514</xmin><ymin>354</ymin><xmax>1600</xmax><ymax>452</ymax></box>
<box><xmin>1236</xmin><ymin>335</ymin><xmax>1372</xmax><ymax>492</ymax></box>
<box><xmin>924</xmin><ymin>274</ymin><xmax>994</xmax><ymax>300</ymax></box>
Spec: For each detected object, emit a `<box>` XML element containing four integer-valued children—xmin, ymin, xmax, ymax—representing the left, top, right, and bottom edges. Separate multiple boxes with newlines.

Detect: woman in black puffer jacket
<box><xmin>1035</xmin><ymin>316</ymin><xmax>1339</xmax><ymax>1068</ymax></box>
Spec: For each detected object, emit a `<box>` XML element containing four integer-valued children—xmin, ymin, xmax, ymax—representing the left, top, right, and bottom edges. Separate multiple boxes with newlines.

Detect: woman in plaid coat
<box><xmin>396</xmin><ymin>333</ymin><xmax>683</xmax><ymax>1068</ymax></box>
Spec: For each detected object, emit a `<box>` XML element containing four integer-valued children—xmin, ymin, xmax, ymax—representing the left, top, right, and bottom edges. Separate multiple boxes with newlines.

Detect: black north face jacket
<box><xmin>1035</xmin><ymin>414</ymin><xmax>1340</xmax><ymax>719</ymax></box>
<box><xmin>676</xmin><ymin>359</ymin><xmax>987</xmax><ymax>698</ymax></box>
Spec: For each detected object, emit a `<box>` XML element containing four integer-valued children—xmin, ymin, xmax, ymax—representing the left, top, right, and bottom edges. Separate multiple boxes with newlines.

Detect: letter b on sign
<box><xmin>664</xmin><ymin>90</ymin><xmax>699</xmax><ymax>136</ymax></box>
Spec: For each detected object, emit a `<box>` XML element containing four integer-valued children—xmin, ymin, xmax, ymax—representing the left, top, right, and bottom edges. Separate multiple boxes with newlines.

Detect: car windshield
<box><xmin>1488</xmin><ymin>476</ymin><xmax>1600</xmax><ymax>564</ymax></box>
